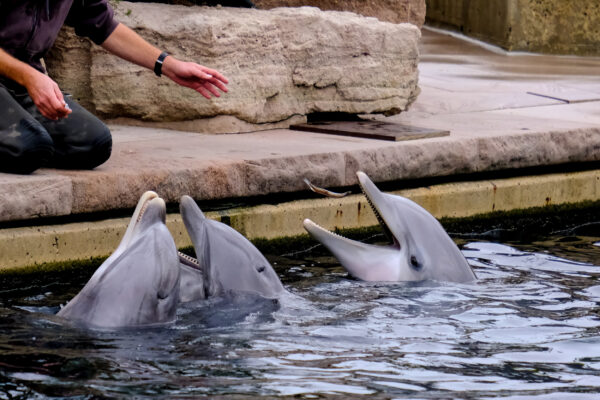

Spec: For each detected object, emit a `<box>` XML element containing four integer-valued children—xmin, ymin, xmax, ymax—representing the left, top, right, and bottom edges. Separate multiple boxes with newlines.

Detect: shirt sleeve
<box><xmin>65</xmin><ymin>0</ymin><xmax>119</xmax><ymax>45</ymax></box>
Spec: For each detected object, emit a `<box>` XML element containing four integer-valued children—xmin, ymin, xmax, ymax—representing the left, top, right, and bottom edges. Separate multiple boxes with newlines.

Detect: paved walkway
<box><xmin>1</xmin><ymin>28</ymin><xmax>599</xmax><ymax>223</ymax></box>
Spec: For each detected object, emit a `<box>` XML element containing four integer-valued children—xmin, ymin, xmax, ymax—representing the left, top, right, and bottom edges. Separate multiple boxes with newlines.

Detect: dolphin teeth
<box><xmin>136</xmin><ymin>197</ymin><xmax>152</xmax><ymax>223</ymax></box>
<box><xmin>306</xmin><ymin>219</ymin><xmax>357</xmax><ymax>242</ymax></box>
<box><xmin>178</xmin><ymin>251</ymin><xmax>200</xmax><ymax>269</ymax></box>
<box><xmin>358</xmin><ymin>180</ymin><xmax>395</xmax><ymax>244</ymax></box>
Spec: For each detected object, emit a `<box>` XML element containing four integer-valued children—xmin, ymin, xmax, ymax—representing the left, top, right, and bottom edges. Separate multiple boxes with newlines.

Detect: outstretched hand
<box><xmin>162</xmin><ymin>58</ymin><xmax>228</xmax><ymax>99</ymax></box>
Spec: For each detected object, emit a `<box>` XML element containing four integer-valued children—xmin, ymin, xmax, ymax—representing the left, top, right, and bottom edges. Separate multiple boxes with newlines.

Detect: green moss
<box><xmin>1</xmin><ymin>200</ymin><xmax>598</xmax><ymax>290</ymax></box>
<box><xmin>440</xmin><ymin>200</ymin><xmax>600</xmax><ymax>234</ymax></box>
<box><xmin>0</xmin><ymin>257</ymin><xmax>105</xmax><ymax>294</ymax></box>
<box><xmin>250</xmin><ymin>200</ymin><xmax>600</xmax><ymax>252</ymax></box>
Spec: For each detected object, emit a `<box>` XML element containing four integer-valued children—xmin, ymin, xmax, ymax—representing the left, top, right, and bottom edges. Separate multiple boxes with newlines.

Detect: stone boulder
<box><xmin>45</xmin><ymin>2</ymin><xmax>420</xmax><ymax>133</ymax></box>
<box><xmin>254</xmin><ymin>0</ymin><xmax>426</xmax><ymax>27</ymax></box>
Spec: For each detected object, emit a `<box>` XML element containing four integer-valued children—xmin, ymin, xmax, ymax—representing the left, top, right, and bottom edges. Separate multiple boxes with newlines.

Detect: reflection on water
<box><xmin>1</xmin><ymin>229</ymin><xmax>599</xmax><ymax>399</ymax></box>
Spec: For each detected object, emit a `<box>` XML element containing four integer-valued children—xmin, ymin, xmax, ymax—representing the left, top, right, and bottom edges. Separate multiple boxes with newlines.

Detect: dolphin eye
<box><xmin>256</xmin><ymin>266</ymin><xmax>266</xmax><ymax>273</ymax></box>
<box><xmin>410</xmin><ymin>256</ymin><xmax>421</xmax><ymax>270</ymax></box>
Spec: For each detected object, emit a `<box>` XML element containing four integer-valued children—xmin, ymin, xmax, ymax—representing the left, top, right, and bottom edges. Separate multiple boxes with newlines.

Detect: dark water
<box><xmin>1</xmin><ymin>228</ymin><xmax>600</xmax><ymax>399</ymax></box>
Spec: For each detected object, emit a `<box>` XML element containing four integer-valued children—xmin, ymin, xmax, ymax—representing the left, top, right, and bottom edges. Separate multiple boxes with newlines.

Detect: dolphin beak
<box><xmin>179</xmin><ymin>195</ymin><xmax>209</xmax><ymax>279</ymax></box>
<box><xmin>139</xmin><ymin>197</ymin><xmax>167</xmax><ymax>225</ymax></box>
<box><xmin>119</xmin><ymin>191</ymin><xmax>160</xmax><ymax>251</ymax></box>
<box><xmin>180</xmin><ymin>195</ymin><xmax>208</xmax><ymax>263</ymax></box>
<box><xmin>303</xmin><ymin>218</ymin><xmax>401</xmax><ymax>281</ymax></box>
<box><xmin>356</xmin><ymin>171</ymin><xmax>399</xmax><ymax>246</ymax></box>
<box><xmin>180</xmin><ymin>195</ymin><xmax>206</xmax><ymax>222</ymax></box>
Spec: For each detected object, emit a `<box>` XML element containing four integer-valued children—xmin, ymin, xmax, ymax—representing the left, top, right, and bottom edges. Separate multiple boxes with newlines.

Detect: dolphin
<box><xmin>178</xmin><ymin>195</ymin><xmax>285</xmax><ymax>302</ymax></box>
<box><xmin>303</xmin><ymin>172</ymin><xmax>476</xmax><ymax>283</ymax></box>
<box><xmin>57</xmin><ymin>191</ymin><xmax>181</xmax><ymax>328</ymax></box>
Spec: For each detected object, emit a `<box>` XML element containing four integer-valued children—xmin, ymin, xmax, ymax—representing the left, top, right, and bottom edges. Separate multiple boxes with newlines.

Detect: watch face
<box><xmin>154</xmin><ymin>52</ymin><xmax>169</xmax><ymax>77</ymax></box>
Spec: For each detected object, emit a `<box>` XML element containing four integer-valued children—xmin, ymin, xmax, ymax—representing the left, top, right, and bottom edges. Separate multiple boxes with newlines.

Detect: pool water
<box><xmin>1</xmin><ymin>221</ymin><xmax>599</xmax><ymax>399</ymax></box>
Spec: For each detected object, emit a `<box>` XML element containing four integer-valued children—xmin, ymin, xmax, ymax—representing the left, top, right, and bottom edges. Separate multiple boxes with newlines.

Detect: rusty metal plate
<box><xmin>290</xmin><ymin>120</ymin><xmax>450</xmax><ymax>141</ymax></box>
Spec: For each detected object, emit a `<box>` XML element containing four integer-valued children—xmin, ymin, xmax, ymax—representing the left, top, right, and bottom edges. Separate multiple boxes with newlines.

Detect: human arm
<box><xmin>100</xmin><ymin>23</ymin><xmax>228</xmax><ymax>99</ymax></box>
<box><xmin>0</xmin><ymin>48</ymin><xmax>71</xmax><ymax>120</ymax></box>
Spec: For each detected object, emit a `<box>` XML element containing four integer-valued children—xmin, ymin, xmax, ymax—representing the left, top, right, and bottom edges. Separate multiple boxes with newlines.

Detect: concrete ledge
<box><xmin>1</xmin><ymin>170</ymin><xmax>598</xmax><ymax>271</ymax></box>
<box><xmin>0</xmin><ymin>106</ymin><xmax>598</xmax><ymax>223</ymax></box>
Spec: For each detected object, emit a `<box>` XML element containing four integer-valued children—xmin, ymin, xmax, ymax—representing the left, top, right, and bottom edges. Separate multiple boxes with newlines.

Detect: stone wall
<box><xmin>254</xmin><ymin>0</ymin><xmax>426</xmax><ymax>27</ymax></box>
<box><xmin>426</xmin><ymin>0</ymin><xmax>600</xmax><ymax>56</ymax></box>
<box><xmin>45</xmin><ymin>2</ymin><xmax>420</xmax><ymax>134</ymax></box>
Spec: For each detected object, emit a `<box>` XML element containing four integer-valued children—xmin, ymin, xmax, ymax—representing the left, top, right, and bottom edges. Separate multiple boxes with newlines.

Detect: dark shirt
<box><xmin>0</xmin><ymin>0</ymin><xmax>118</xmax><ymax>90</ymax></box>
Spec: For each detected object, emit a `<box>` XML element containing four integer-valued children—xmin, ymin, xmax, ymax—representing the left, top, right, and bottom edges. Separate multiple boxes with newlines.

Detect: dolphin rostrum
<box><xmin>58</xmin><ymin>191</ymin><xmax>181</xmax><ymax>328</ymax></box>
<box><xmin>303</xmin><ymin>172</ymin><xmax>477</xmax><ymax>283</ymax></box>
<box><xmin>178</xmin><ymin>195</ymin><xmax>285</xmax><ymax>302</ymax></box>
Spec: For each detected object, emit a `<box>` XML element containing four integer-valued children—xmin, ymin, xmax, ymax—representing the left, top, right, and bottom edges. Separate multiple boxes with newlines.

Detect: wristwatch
<box><xmin>154</xmin><ymin>52</ymin><xmax>169</xmax><ymax>77</ymax></box>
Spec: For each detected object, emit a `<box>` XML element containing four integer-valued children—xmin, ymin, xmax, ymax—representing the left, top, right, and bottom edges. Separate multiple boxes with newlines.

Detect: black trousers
<box><xmin>0</xmin><ymin>85</ymin><xmax>112</xmax><ymax>174</ymax></box>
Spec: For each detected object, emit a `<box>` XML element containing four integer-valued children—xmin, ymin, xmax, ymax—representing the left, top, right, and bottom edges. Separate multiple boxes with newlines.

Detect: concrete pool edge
<box><xmin>0</xmin><ymin>169</ymin><xmax>598</xmax><ymax>273</ymax></box>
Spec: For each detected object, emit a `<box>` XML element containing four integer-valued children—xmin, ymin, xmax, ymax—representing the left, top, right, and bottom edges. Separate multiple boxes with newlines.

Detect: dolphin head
<box><xmin>303</xmin><ymin>172</ymin><xmax>476</xmax><ymax>283</ymax></box>
<box><xmin>58</xmin><ymin>192</ymin><xmax>180</xmax><ymax>328</ymax></box>
<box><xmin>180</xmin><ymin>195</ymin><xmax>284</xmax><ymax>299</ymax></box>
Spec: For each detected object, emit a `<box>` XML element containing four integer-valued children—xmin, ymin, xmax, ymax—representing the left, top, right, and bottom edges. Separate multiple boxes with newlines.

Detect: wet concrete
<box><xmin>395</xmin><ymin>27</ymin><xmax>600</xmax><ymax>119</ymax></box>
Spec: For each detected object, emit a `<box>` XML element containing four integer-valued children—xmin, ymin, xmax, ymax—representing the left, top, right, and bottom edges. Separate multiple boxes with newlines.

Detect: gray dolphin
<box><xmin>178</xmin><ymin>195</ymin><xmax>284</xmax><ymax>301</ymax></box>
<box><xmin>303</xmin><ymin>172</ymin><xmax>476</xmax><ymax>283</ymax></box>
<box><xmin>58</xmin><ymin>191</ymin><xmax>181</xmax><ymax>328</ymax></box>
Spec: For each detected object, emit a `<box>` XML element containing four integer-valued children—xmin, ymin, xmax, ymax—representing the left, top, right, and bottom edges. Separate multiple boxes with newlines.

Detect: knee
<box><xmin>88</xmin><ymin>126</ymin><xmax>112</xmax><ymax>169</ymax></box>
<box><xmin>0</xmin><ymin>119</ymin><xmax>54</xmax><ymax>174</ymax></box>
<box><xmin>54</xmin><ymin>122</ymin><xmax>112</xmax><ymax>170</ymax></box>
<box><xmin>87</xmin><ymin>121</ymin><xmax>112</xmax><ymax>168</ymax></box>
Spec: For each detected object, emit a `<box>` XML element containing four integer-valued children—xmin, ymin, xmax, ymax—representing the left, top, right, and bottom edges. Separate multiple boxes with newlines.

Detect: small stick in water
<box><xmin>304</xmin><ymin>178</ymin><xmax>351</xmax><ymax>198</ymax></box>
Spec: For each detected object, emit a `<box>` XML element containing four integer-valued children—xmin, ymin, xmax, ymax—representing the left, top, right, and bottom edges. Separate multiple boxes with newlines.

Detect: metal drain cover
<box><xmin>290</xmin><ymin>120</ymin><xmax>449</xmax><ymax>141</ymax></box>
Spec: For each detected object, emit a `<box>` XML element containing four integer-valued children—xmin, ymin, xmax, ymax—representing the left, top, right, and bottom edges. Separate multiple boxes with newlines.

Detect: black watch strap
<box><xmin>154</xmin><ymin>51</ymin><xmax>169</xmax><ymax>77</ymax></box>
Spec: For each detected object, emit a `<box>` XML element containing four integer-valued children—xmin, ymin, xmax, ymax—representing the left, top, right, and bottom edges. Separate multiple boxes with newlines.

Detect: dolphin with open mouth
<box><xmin>178</xmin><ymin>195</ymin><xmax>285</xmax><ymax>302</ymax></box>
<box><xmin>57</xmin><ymin>191</ymin><xmax>181</xmax><ymax>328</ymax></box>
<box><xmin>303</xmin><ymin>172</ymin><xmax>477</xmax><ymax>283</ymax></box>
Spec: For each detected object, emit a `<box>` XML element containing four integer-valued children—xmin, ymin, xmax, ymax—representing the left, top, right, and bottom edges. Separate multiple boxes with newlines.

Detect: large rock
<box><xmin>254</xmin><ymin>0</ymin><xmax>426</xmax><ymax>27</ymax></box>
<box><xmin>45</xmin><ymin>3</ymin><xmax>420</xmax><ymax>133</ymax></box>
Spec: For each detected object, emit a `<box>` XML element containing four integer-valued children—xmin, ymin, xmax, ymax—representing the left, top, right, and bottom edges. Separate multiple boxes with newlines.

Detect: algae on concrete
<box><xmin>2</xmin><ymin>201</ymin><xmax>598</xmax><ymax>292</ymax></box>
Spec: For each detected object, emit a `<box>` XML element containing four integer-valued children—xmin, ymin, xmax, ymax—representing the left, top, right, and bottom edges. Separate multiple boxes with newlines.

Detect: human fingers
<box><xmin>36</xmin><ymin>101</ymin><xmax>59</xmax><ymax>120</ymax></box>
<box><xmin>194</xmin><ymin>85</ymin><xmax>213</xmax><ymax>99</ymax></box>
<box><xmin>206</xmin><ymin>77</ymin><xmax>228</xmax><ymax>93</ymax></box>
<box><xmin>203</xmin><ymin>82</ymin><xmax>222</xmax><ymax>98</ymax></box>
<box><xmin>193</xmin><ymin>65</ymin><xmax>229</xmax><ymax>91</ymax></box>
<box><xmin>201</xmin><ymin>67</ymin><xmax>229</xmax><ymax>85</ymax></box>
<box><xmin>193</xmin><ymin>67</ymin><xmax>227</xmax><ymax>93</ymax></box>
<box><xmin>53</xmin><ymin>86</ymin><xmax>72</xmax><ymax>118</ymax></box>
<box><xmin>191</xmin><ymin>64</ymin><xmax>215</xmax><ymax>81</ymax></box>
<box><xmin>189</xmin><ymin>80</ymin><xmax>215</xmax><ymax>99</ymax></box>
<box><xmin>41</xmin><ymin>83</ymin><xmax>68</xmax><ymax>120</ymax></box>
<box><xmin>26</xmin><ymin>75</ymin><xmax>61</xmax><ymax>119</ymax></box>
<box><xmin>38</xmin><ymin>93</ymin><xmax>63</xmax><ymax>120</ymax></box>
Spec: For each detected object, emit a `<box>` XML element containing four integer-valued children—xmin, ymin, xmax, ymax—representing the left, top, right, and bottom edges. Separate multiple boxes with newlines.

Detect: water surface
<box><xmin>1</xmin><ymin>224</ymin><xmax>599</xmax><ymax>399</ymax></box>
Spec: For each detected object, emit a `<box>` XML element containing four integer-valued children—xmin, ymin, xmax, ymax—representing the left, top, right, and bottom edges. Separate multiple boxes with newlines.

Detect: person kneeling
<box><xmin>0</xmin><ymin>0</ymin><xmax>228</xmax><ymax>174</ymax></box>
